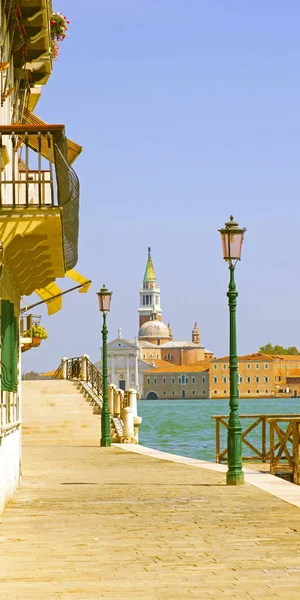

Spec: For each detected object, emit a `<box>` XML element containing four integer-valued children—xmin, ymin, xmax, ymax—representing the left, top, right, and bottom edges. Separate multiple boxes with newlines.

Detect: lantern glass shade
<box><xmin>219</xmin><ymin>216</ymin><xmax>246</xmax><ymax>262</ymax></box>
<box><xmin>97</xmin><ymin>285</ymin><xmax>112</xmax><ymax>313</ymax></box>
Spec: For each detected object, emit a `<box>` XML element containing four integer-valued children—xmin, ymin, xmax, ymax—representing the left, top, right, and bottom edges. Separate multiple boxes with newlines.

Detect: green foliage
<box><xmin>23</xmin><ymin>371</ymin><xmax>40</xmax><ymax>380</ymax></box>
<box><xmin>24</xmin><ymin>324</ymin><xmax>48</xmax><ymax>340</ymax></box>
<box><xmin>259</xmin><ymin>343</ymin><xmax>300</xmax><ymax>355</ymax></box>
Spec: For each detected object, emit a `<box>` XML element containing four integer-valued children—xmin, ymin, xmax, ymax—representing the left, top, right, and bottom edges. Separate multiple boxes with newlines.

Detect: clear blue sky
<box><xmin>22</xmin><ymin>0</ymin><xmax>300</xmax><ymax>373</ymax></box>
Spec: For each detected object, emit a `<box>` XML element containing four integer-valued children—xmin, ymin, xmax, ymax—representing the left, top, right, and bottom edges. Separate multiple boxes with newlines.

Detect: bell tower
<box><xmin>138</xmin><ymin>247</ymin><xmax>162</xmax><ymax>328</ymax></box>
<box><xmin>192</xmin><ymin>322</ymin><xmax>200</xmax><ymax>344</ymax></box>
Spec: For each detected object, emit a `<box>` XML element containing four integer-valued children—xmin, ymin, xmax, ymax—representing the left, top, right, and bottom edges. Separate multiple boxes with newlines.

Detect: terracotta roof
<box><xmin>212</xmin><ymin>353</ymin><xmax>276</xmax><ymax>362</ymax></box>
<box><xmin>145</xmin><ymin>361</ymin><xmax>210</xmax><ymax>374</ymax></box>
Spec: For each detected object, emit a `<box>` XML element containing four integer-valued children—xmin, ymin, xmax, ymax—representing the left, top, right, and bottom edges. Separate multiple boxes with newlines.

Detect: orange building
<box><xmin>143</xmin><ymin>361</ymin><xmax>210</xmax><ymax>400</ymax></box>
<box><xmin>209</xmin><ymin>353</ymin><xmax>300</xmax><ymax>398</ymax></box>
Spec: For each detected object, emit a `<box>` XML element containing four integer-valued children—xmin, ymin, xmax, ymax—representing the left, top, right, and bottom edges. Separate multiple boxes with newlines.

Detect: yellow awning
<box><xmin>65</xmin><ymin>269</ymin><xmax>92</xmax><ymax>293</ymax></box>
<box><xmin>35</xmin><ymin>282</ymin><xmax>62</xmax><ymax>316</ymax></box>
<box><xmin>35</xmin><ymin>271</ymin><xmax>91</xmax><ymax>316</ymax></box>
<box><xmin>20</xmin><ymin>108</ymin><xmax>83</xmax><ymax>165</ymax></box>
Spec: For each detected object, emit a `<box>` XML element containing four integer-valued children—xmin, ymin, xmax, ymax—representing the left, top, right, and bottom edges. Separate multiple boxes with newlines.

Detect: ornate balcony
<box><xmin>0</xmin><ymin>119</ymin><xmax>82</xmax><ymax>296</ymax></box>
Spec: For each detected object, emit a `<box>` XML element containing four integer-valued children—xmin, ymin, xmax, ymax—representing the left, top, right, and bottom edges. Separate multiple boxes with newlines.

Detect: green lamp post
<box><xmin>97</xmin><ymin>284</ymin><xmax>113</xmax><ymax>447</ymax></box>
<box><xmin>219</xmin><ymin>216</ymin><xmax>246</xmax><ymax>486</ymax></box>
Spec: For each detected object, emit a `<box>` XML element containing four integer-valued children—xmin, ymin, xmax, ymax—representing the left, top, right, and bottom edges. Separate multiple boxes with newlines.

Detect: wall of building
<box><xmin>0</xmin><ymin>429</ymin><xmax>21</xmax><ymax>514</ymax></box>
<box><xmin>143</xmin><ymin>370</ymin><xmax>209</xmax><ymax>399</ymax></box>
<box><xmin>209</xmin><ymin>357</ymin><xmax>276</xmax><ymax>398</ymax></box>
<box><xmin>160</xmin><ymin>347</ymin><xmax>206</xmax><ymax>366</ymax></box>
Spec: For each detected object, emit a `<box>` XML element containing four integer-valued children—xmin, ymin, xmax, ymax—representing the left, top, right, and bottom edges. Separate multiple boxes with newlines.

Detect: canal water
<box><xmin>138</xmin><ymin>398</ymin><xmax>300</xmax><ymax>462</ymax></box>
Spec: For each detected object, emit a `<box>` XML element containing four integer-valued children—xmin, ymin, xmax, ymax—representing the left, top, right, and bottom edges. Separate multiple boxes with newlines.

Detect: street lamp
<box><xmin>97</xmin><ymin>284</ymin><xmax>113</xmax><ymax>447</ymax></box>
<box><xmin>219</xmin><ymin>216</ymin><xmax>246</xmax><ymax>485</ymax></box>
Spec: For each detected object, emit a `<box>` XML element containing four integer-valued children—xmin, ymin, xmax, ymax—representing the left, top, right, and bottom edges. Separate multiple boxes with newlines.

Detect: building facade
<box><xmin>209</xmin><ymin>353</ymin><xmax>300</xmax><ymax>398</ymax></box>
<box><xmin>143</xmin><ymin>364</ymin><xmax>210</xmax><ymax>400</ymax></box>
<box><xmin>0</xmin><ymin>2</ymin><xmax>84</xmax><ymax>513</ymax></box>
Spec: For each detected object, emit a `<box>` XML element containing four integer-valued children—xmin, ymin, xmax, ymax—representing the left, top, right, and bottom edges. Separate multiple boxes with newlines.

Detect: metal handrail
<box><xmin>52</xmin><ymin>356</ymin><xmax>103</xmax><ymax>399</ymax></box>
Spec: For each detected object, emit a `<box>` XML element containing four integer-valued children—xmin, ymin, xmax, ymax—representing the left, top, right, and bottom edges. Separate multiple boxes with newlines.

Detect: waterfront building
<box><xmin>100</xmin><ymin>249</ymin><xmax>213</xmax><ymax>395</ymax></box>
<box><xmin>95</xmin><ymin>329</ymin><xmax>155</xmax><ymax>394</ymax></box>
<box><xmin>0</xmin><ymin>4</ymin><xmax>84</xmax><ymax>513</ymax></box>
<box><xmin>209</xmin><ymin>353</ymin><xmax>300</xmax><ymax>398</ymax></box>
<box><xmin>143</xmin><ymin>362</ymin><xmax>210</xmax><ymax>399</ymax></box>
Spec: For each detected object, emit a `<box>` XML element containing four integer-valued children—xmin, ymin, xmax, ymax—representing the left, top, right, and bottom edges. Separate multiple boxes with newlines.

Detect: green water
<box><xmin>138</xmin><ymin>398</ymin><xmax>300</xmax><ymax>462</ymax></box>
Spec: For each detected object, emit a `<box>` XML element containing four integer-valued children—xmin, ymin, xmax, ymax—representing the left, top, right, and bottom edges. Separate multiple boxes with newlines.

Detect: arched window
<box><xmin>164</xmin><ymin>353</ymin><xmax>174</xmax><ymax>362</ymax></box>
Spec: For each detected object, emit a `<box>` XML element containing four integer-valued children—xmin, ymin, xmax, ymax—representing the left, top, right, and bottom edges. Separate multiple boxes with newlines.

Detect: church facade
<box><xmin>97</xmin><ymin>248</ymin><xmax>213</xmax><ymax>396</ymax></box>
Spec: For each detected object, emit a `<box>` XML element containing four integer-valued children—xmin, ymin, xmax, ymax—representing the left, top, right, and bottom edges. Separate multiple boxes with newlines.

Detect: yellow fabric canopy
<box><xmin>65</xmin><ymin>269</ymin><xmax>92</xmax><ymax>293</ymax></box>
<box><xmin>35</xmin><ymin>270</ymin><xmax>91</xmax><ymax>316</ymax></box>
<box><xmin>35</xmin><ymin>282</ymin><xmax>62</xmax><ymax>316</ymax></box>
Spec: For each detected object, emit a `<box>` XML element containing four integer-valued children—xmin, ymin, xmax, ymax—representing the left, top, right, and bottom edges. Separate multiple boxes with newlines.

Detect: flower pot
<box><xmin>32</xmin><ymin>338</ymin><xmax>41</xmax><ymax>348</ymax></box>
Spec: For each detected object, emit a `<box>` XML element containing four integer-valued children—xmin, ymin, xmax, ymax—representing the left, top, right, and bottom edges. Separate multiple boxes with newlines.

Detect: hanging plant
<box><xmin>50</xmin><ymin>12</ymin><xmax>70</xmax><ymax>60</ymax></box>
<box><xmin>24</xmin><ymin>324</ymin><xmax>48</xmax><ymax>340</ymax></box>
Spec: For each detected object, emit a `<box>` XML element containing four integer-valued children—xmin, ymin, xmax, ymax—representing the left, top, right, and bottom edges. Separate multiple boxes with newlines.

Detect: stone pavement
<box><xmin>1</xmin><ymin>381</ymin><xmax>300</xmax><ymax>599</ymax></box>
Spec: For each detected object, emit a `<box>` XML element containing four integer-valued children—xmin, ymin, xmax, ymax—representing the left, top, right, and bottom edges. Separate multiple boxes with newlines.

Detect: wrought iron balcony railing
<box><xmin>0</xmin><ymin>124</ymin><xmax>79</xmax><ymax>271</ymax></box>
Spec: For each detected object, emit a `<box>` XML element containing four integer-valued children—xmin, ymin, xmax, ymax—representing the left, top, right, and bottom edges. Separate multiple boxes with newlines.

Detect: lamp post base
<box><xmin>100</xmin><ymin>438</ymin><xmax>111</xmax><ymax>448</ymax></box>
<box><xmin>226</xmin><ymin>470</ymin><xmax>244</xmax><ymax>486</ymax></box>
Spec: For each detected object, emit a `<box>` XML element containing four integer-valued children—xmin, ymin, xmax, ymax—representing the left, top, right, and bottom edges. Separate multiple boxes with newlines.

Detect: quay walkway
<box><xmin>1</xmin><ymin>382</ymin><xmax>300</xmax><ymax>599</ymax></box>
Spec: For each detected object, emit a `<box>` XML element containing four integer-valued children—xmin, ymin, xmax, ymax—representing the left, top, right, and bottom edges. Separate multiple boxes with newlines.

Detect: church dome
<box><xmin>139</xmin><ymin>319</ymin><xmax>170</xmax><ymax>340</ymax></box>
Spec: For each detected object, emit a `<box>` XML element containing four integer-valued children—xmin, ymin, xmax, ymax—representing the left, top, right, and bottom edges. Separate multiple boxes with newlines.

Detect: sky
<box><xmin>22</xmin><ymin>0</ymin><xmax>300</xmax><ymax>373</ymax></box>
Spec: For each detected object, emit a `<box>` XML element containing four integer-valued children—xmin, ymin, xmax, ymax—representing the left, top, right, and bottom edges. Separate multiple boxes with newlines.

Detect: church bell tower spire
<box><xmin>138</xmin><ymin>247</ymin><xmax>162</xmax><ymax>328</ymax></box>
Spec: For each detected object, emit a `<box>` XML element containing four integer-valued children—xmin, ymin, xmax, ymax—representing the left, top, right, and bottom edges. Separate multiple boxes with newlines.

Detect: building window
<box><xmin>264</xmin><ymin>376</ymin><xmax>268</xmax><ymax>383</ymax></box>
<box><xmin>214</xmin><ymin>390</ymin><xmax>218</xmax><ymax>394</ymax></box>
<box><xmin>162</xmin><ymin>377</ymin><xmax>166</xmax><ymax>384</ymax></box>
<box><xmin>171</xmin><ymin>377</ymin><xmax>175</xmax><ymax>384</ymax></box>
<box><xmin>255</xmin><ymin>376</ymin><xmax>260</xmax><ymax>383</ymax></box>
<box><xmin>147</xmin><ymin>377</ymin><xmax>150</xmax><ymax>384</ymax></box>
<box><xmin>202</xmin><ymin>376</ymin><xmax>206</xmax><ymax>383</ymax></box>
<box><xmin>192</xmin><ymin>390</ymin><xmax>195</xmax><ymax>395</ymax></box>
<box><xmin>143</xmin><ymin>296</ymin><xmax>145</xmax><ymax>305</ymax></box>
<box><xmin>247</xmin><ymin>376</ymin><xmax>251</xmax><ymax>383</ymax></box>
<box><xmin>202</xmin><ymin>390</ymin><xmax>206</xmax><ymax>395</ymax></box>
<box><xmin>256</xmin><ymin>364</ymin><xmax>260</xmax><ymax>370</ymax></box>
<box><xmin>265</xmin><ymin>389</ymin><xmax>269</xmax><ymax>394</ymax></box>
<box><xmin>264</xmin><ymin>364</ymin><xmax>269</xmax><ymax>369</ymax></box>
<box><xmin>222</xmin><ymin>364</ymin><xmax>227</xmax><ymax>370</ymax></box>
<box><xmin>247</xmin><ymin>364</ymin><xmax>251</xmax><ymax>369</ymax></box>
<box><xmin>238</xmin><ymin>375</ymin><xmax>243</xmax><ymax>383</ymax></box>
<box><xmin>192</xmin><ymin>377</ymin><xmax>195</xmax><ymax>384</ymax></box>
<box><xmin>163</xmin><ymin>391</ymin><xmax>166</xmax><ymax>395</ymax></box>
<box><xmin>223</xmin><ymin>389</ymin><xmax>226</xmax><ymax>394</ymax></box>
<box><xmin>157</xmin><ymin>339</ymin><xmax>160</xmax><ymax>346</ymax></box>
<box><xmin>165</xmin><ymin>353</ymin><xmax>174</xmax><ymax>362</ymax></box>
<box><xmin>213</xmin><ymin>364</ymin><xmax>218</xmax><ymax>370</ymax></box>
<box><xmin>223</xmin><ymin>376</ymin><xmax>227</xmax><ymax>383</ymax></box>
<box><xmin>180</xmin><ymin>375</ymin><xmax>188</xmax><ymax>385</ymax></box>
<box><xmin>153</xmin><ymin>377</ymin><xmax>157</xmax><ymax>384</ymax></box>
<box><xmin>247</xmin><ymin>389</ymin><xmax>251</xmax><ymax>394</ymax></box>
<box><xmin>256</xmin><ymin>389</ymin><xmax>259</xmax><ymax>394</ymax></box>
<box><xmin>278</xmin><ymin>376</ymin><xmax>282</xmax><ymax>382</ymax></box>
<box><xmin>213</xmin><ymin>377</ymin><xmax>218</xmax><ymax>384</ymax></box>
<box><xmin>172</xmin><ymin>391</ymin><xmax>175</xmax><ymax>395</ymax></box>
